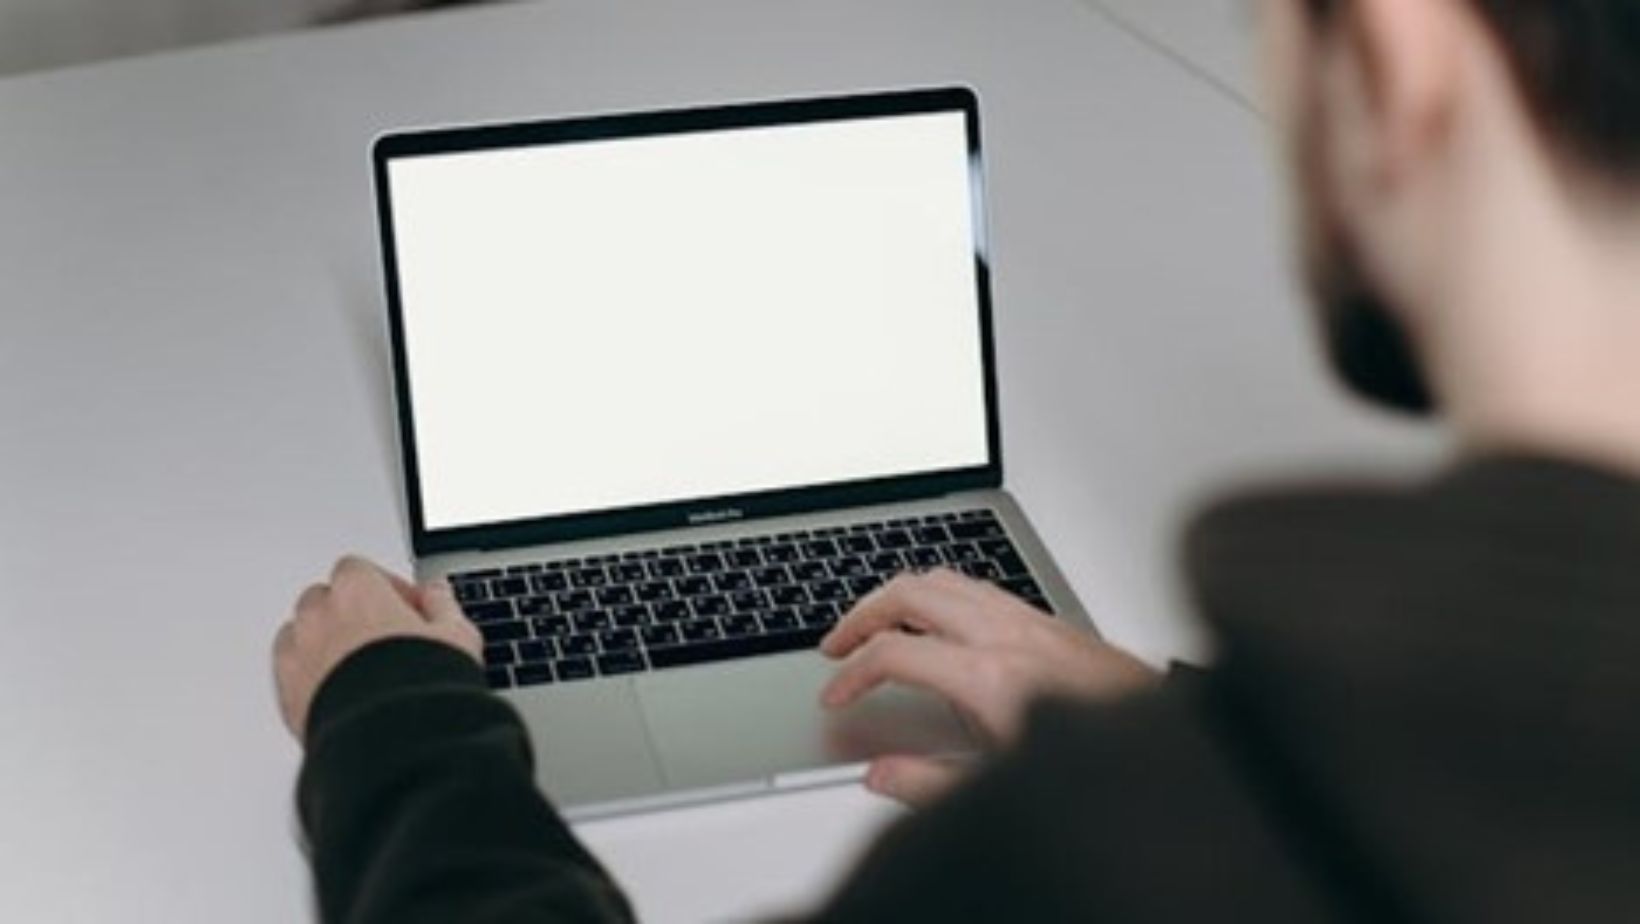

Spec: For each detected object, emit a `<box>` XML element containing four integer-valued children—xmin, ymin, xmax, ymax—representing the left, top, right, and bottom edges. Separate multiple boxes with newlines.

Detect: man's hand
<box><xmin>273</xmin><ymin>556</ymin><xmax>483</xmax><ymax>744</ymax></box>
<box><xmin>819</xmin><ymin>568</ymin><xmax>1158</xmax><ymax>806</ymax></box>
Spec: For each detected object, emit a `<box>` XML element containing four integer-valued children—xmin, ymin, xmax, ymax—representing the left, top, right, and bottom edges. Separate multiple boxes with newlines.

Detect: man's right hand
<box><xmin>819</xmin><ymin>568</ymin><xmax>1158</xmax><ymax>806</ymax></box>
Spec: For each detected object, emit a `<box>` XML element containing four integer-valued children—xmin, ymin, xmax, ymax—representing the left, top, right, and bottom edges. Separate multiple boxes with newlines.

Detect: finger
<box><xmin>273</xmin><ymin>619</ymin><xmax>296</xmax><ymax>658</ymax></box>
<box><xmin>419</xmin><ymin>579</ymin><xmax>467</xmax><ymax>625</ymax></box>
<box><xmin>865</xmin><ymin>755</ymin><xmax>965</xmax><ymax>808</ymax></box>
<box><xmin>821</xmin><ymin>572</ymin><xmax>983</xmax><ymax>658</ymax></box>
<box><xmin>294</xmin><ymin>582</ymin><xmax>330</xmax><ymax>618</ymax></box>
<box><xmin>383</xmin><ymin>569</ymin><xmax>428</xmax><ymax>613</ymax></box>
<box><xmin>329</xmin><ymin>554</ymin><xmax>383</xmax><ymax>588</ymax></box>
<box><xmin>821</xmin><ymin>632</ymin><xmax>975</xmax><ymax>709</ymax></box>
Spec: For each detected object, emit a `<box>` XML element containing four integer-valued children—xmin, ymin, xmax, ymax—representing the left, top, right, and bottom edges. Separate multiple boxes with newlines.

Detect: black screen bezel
<box><xmin>373</xmin><ymin>86</ymin><xmax>1003</xmax><ymax>556</ymax></box>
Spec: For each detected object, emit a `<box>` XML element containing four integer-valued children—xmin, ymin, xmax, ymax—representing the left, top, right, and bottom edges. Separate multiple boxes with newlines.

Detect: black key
<box><xmin>649</xmin><ymin>558</ymin><xmax>686</xmax><ymax>579</ymax></box>
<box><xmin>868</xmin><ymin>552</ymin><xmax>905</xmax><ymax>574</ymax></box>
<box><xmin>979</xmin><ymin>538</ymin><xmax>1019</xmax><ymax>558</ymax></box>
<box><xmin>542</xmin><ymin>558</ymin><xmax>572</xmax><ymax>572</ymax></box>
<box><xmin>769</xmin><ymin>584</ymin><xmax>809</xmax><ymax>606</ymax></box>
<box><xmin>959</xmin><ymin>509</ymin><xmax>988</xmax><ymax>520</ymax></box>
<box><xmin>599</xmin><ymin>629</ymin><xmax>640</xmax><ymax>653</ymax></box>
<box><xmin>913</xmin><ymin>525</ymin><xmax>952</xmax><ymax>545</ymax></box>
<box><xmin>518</xmin><ymin>640</ymin><xmax>553</xmax><ymax>663</ymax></box>
<box><xmin>702</xmin><ymin>540</ymin><xmax>734</xmax><ymax>551</ymax></box>
<box><xmin>815</xmin><ymin>526</ymin><xmax>847</xmax><ymax>538</ymax></box>
<box><xmin>760</xmin><ymin>608</ymin><xmax>799</xmax><ymax>632</ymax></box>
<box><xmin>950</xmin><ymin>520</ymin><xmax>1005</xmax><ymax>540</ymax></box>
<box><xmin>764</xmin><ymin>544</ymin><xmax>799</xmax><ymax>564</ymax></box>
<box><xmin>455</xmin><ymin>568</ymin><xmax>503</xmax><ymax>581</ymax></box>
<box><xmin>1000</xmin><ymin>577</ymin><xmax>1045</xmax><ymax>600</ymax></box>
<box><xmin>832</xmin><ymin>556</ymin><xmax>869</xmax><ymax>578</ymax></box>
<box><xmin>676</xmin><ymin>576</ymin><xmax>712</xmax><ymax>597</ymax></box>
<box><xmin>693</xmin><ymin>595</ymin><xmax>730</xmax><ymax>617</ymax></box>
<box><xmin>680</xmin><ymin>619</ymin><xmax>723</xmax><ymax>643</ymax></box>
<box><xmin>653</xmin><ymin>601</ymin><xmax>691</xmax><ymax>622</ymax></box>
<box><xmin>573</xmin><ymin>609</ymin><xmax>613</xmax><ymax>633</ymax></box>
<box><xmin>945</xmin><ymin>542</ymin><xmax>982</xmax><ymax>563</ymax></box>
<box><xmin>798</xmin><ymin>602</ymin><xmax>842</xmax><ymax>627</ymax></box>
<box><xmin>597</xmin><ymin>586</ymin><xmax>635</xmax><ymax>607</ymax></box>
<box><xmin>720</xmin><ymin>614</ymin><xmax>761</xmax><ymax>637</ymax></box>
<box><xmin>752</xmin><ymin>566</ymin><xmax>792</xmax><ymax>588</ymax></box>
<box><xmin>484</xmin><ymin>643</ymin><xmax>518</xmax><ymax>666</ymax></box>
<box><xmin>485</xmin><ymin>667</ymin><xmax>512</xmax><ymax>689</ymax></box>
<box><xmin>611</xmin><ymin>563</ymin><xmax>647</xmax><ymax>583</ymax></box>
<box><xmin>887</xmin><ymin>517</ymin><xmax>917</xmax><ymax>528</ymax></box>
<box><xmin>586</xmin><ymin>554</ymin><xmax>619</xmax><ymax>566</ymax></box>
<box><xmin>556</xmin><ymin>589</ymin><xmax>594</xmax><ymax>611</ymax></box>
<box><xmin>560</xmin><ymin>635</ymin><xmax>598</xmax><ymax>657</ymax></box>
<box><xmin>598</xmin><ymin>651</ymin><xmax>648</xmax><ymax>676</ymax></box>
<box><xmin>452</xmin><ymin>581</ymin><xmax>489</xmax><ymax>604</ymax></box>
<box><xmin>636</xmin><ymin>581</ymin><xmax>674</xmax><ymax>602</ymax></box>
<box><xmin>728</xmin><ymin>549</ymin><xmax>763</xmax><ymax>568</ymax></box>
<box><xmin>530</xmin><ymin>572</ymin><xmax>568</xmax><ymax>594</ymax></box>
<box><xmin>532</xmin><ymin>616</ymin><xmax>571</xmax><ymax>638</ymax></box>
<box><xmin>803</xmin><ymin>539</ymin><xmax>840</xmax><ymax>558</ymax></box>
<box><xmin>555</xmin><ymin>658</ymin><xmax>595</xmax><ymax>682</ymax></box>
<box><xmin>570</xmin><ymin>568</ymin><xmax>609</xmax><ymax>589</ymax></box>
<box><xmin>480</xmin><ymin>620</ymin><xmax>529</xmax><ymax>643</ymax></box>
<box><xmin>730</xmin><ymin>590</ymin><xmax>769</xmax><ymax>613</ymax></box>
<box><xmin>660</xmin><ymin>544</ymin><xmax>697</xmax><ymax>557</ymax></box>
<box><xmin>513</xmin><ymin>663</ymin><xmax>555</xmax><ymax>687</ymax></box>
<box><xmin>809</xmin><ymin>581</ymin><xmax>848</xmax><ymax>603</ymax></box>
<box><xmin>641</xmin><ymin>624</ymin><xmax>681</xmax><ymax>647</ymax></box>
<box><xmin>612</xmin><ymin>605</ymin><xmax>650</xmax><ymax>628</ymax></box>
<box><xmin>960</xmin><ymin>560</ymin><xmax>1002</xmax><ymax>581</ymax></box>
<box><xmin>905</xmin><ymin>548</ymin><xmax>943</xmax><ymax>569</ymax></box>
<box><xmin>841</xmin><ymin>535</ymin><xmax>876</xmax><ymax>554</ymax></box>
<box><xmin>516</xmin><ymin>595</ymin><xmax>556</xmax><ymax>617</ymax></box>
<box><xmin>996</xmin><ymin>553</ymin><xmax>1030</xmax><ymax>578</ymax></box>
<box><xmin>713</xmin><ymin>571</ymin><xmax>752</xmax><ymax>593</ymax></box>
<box><xmin>463</xmin><ymin>600</ymin><xmax>515</xmax><ymax>624</ymax></box>
<box><xmin>648</xmin><ymin>626</ymin><xmax>828</xmax><ymax>669</ymax></box>
<box><xmin>846</xmin><ymin>575</ymin><xmax>882</xmax><ymax>598</ymax></box>
<box><xmin>687</xmin><ymin>553</ymin><xmax>726</xmax><ymax>574</ymax></box>
<box><xmin>876</xmin><ymin>530</ymin><xmax>912</xmax><ymax>550</ymax></box>
<box><xmin>791</xmin><ymin>561</ymin><xmax>829</xmax><ymax>582</ymax></box>
<box><xmin>491</xmin><ymin>577</ymin><xmax>530</xmax><ymax>598</ymax></box>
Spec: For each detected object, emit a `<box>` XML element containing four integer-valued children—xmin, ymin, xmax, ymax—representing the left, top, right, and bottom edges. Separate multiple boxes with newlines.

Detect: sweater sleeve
<box><xmin>296</xmin><ymin>638</ymin><xmax>635</xmax><ymax>924</ymax></box>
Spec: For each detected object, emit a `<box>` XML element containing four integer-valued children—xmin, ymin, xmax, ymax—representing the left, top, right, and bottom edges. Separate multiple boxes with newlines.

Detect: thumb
<box><xmin>865</xmin><ymin>755</ymin><xmax>966</xmax><ymax>808</ymax></box>
<box><xmin>420</xmin><ymin>579</ymin><xmax>467</xmax><ymax>624</ymax></box>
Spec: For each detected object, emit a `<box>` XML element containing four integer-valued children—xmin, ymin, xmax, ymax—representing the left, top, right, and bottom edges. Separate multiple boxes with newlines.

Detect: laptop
<box><xmin>372</xmin><ymin>86</ymin><xmax>1097</xmax><ymax>820</ymax></box>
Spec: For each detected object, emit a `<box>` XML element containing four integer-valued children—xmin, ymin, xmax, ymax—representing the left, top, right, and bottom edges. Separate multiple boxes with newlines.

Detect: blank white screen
<box><xmin>389</xmin><ymin>111</ymin><xmax>991</xmax><ymax>531</ymax></box>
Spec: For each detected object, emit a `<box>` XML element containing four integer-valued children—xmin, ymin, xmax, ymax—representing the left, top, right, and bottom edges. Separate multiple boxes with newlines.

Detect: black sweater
<box><xmin>297</xmin><ymin>457</ymin><xmax>1640</xmax><ymax>922</ymax></box>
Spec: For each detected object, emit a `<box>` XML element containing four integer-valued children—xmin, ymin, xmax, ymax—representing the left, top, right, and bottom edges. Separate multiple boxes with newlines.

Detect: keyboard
<box><xmin>452</xmin><ymin>508</ymin><xmax>1055</xmax><ymax>690</ymax></box>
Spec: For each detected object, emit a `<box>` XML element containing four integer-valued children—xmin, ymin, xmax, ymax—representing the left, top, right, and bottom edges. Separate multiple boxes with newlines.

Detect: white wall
<box><xmin>0</xmin><ymin>0</ymin><xmax>394</xmax><ymax>75</ymax></box>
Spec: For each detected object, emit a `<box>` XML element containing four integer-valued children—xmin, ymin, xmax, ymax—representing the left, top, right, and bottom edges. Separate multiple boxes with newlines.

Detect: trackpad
<box><xmin>636</xmin><ymin>651</ymin><xmax>976</xmax><ymax>791</ymax></box>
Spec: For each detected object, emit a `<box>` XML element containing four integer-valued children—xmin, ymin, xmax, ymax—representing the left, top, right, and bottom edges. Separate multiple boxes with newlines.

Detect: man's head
<box><xmin>1258</xmin><ymin>0</ymin><xmax>1640</xmax><ymax>414</ymax></box>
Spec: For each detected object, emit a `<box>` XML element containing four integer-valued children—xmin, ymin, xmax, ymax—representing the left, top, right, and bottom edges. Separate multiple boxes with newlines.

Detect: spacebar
<box><xmin>647</xmin><ymin>626</ymin><xmax>829</xmax><ymax>669</ymax></box>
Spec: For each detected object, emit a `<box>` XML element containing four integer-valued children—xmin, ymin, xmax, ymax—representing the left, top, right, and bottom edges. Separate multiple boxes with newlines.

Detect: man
<box><xmin>274</xmin><ymin>0</ymin><xmax>1640</xmax><ymax>919</ymax></box>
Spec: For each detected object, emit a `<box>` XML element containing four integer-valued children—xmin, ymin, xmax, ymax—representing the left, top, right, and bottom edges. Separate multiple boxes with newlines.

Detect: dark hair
<box><xmin>1305</xmin><ymin>0</ymin><xmax>1640</xmax><ymax>182</ymax></box>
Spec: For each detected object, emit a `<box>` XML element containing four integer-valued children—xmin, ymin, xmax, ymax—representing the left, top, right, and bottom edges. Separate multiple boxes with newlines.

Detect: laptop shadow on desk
<box><xmin>326</xmin><ymin>263</ymin><xmax>412</xmax><ymax>542</ymax></box>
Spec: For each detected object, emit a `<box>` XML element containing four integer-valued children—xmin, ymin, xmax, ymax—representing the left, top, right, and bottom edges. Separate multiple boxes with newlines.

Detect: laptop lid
<box><xmin>374</xmin><ymin>87</ymin><xmax>1003</xmax><ymax>557</ymax></box>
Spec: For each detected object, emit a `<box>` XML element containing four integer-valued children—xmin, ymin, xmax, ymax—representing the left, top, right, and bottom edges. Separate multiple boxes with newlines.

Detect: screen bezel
<box><xmin>374</xmin><ymin>86</ymin><xmax>1004</xmax><ymax>556</ymax></box>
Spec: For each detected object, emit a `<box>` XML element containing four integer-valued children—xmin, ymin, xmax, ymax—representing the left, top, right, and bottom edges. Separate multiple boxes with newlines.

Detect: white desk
<box><xmin>0</xmin><ymin>1</ymin><xmax>1438</xmax><ymax>920</ymax></box>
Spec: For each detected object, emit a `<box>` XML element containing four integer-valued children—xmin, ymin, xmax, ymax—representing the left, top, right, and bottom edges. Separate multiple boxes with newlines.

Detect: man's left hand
<box><xmin>273</xmin><ymin>556</ymin><xmax>482</xmax><ymax>744</ymax></box>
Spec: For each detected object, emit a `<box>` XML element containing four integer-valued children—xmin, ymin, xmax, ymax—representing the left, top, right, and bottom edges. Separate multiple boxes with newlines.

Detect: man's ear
<box><xmin>1334</xmin><ymin>0</ymin><xmax>1462</xmax><ymax>187</ymax></box>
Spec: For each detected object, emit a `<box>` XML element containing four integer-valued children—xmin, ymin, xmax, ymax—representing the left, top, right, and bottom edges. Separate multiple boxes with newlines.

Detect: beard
<box><xmin>1296</xmin><ymin>98</ymin><xmax>1438</xmax><ymax>415</ymax></box>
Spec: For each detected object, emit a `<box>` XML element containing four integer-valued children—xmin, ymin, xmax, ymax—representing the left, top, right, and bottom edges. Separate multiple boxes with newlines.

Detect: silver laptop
<box><xmin>372</xmin><ymin>87</ymin><xmax>1096</xmax><ymax>820</ymax></box>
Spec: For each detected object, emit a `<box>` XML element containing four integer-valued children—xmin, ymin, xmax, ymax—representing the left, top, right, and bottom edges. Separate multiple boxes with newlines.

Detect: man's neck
<box><xmin>1421</xmin><ymin>171</ymin><xmax>1640</xmax><ymax>478</ymax></box>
